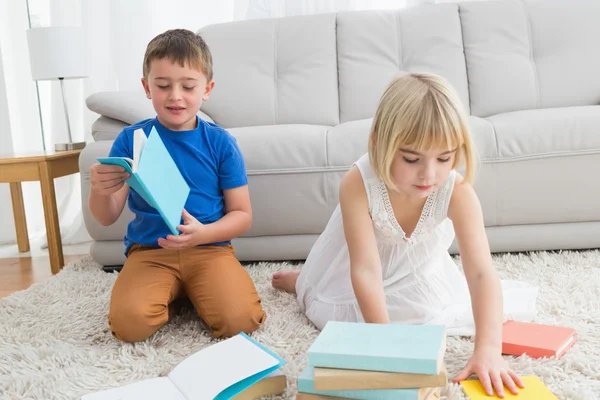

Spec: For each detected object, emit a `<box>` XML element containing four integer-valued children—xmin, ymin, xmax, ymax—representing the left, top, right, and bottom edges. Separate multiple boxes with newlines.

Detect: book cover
<box><xmin>81</xmin><ymin>333</ymin><xmax>286</xmax><ymax>400</ymax></box>
<box><xmin>307</xmin><ymin>321</ymin><xmax>446</xmax><ymax>374</ymax></box>
<box><xmin>232</xmin><ymin>369</ymin><xmax>287</xmax><ymax>400</ymax></box>
<box><xmin>97</xmin><ymin>127</ymin><xmax>190</xmax><ymax>236</ymax></box>
<box><xmin>313</xmin><ymin>364</ymin><xmax>447</xmax><ymax>391</ymax></box>
<box><xmin>296</xmin><ymin>388</ymin><xmax>440</xmax><ymax>400</ymax></box>
<box><xmin>502</xmin><ymin>320</ymin><xmax>576</xmax><ymax>359</ymax></box>
<box><xmin>298</xmin><ymin>366</ymin><xmax>435</xmax><ymax>400</ymax></box>
<box><xmin>461</xmin><ymin>376</ymin><xmax>558</xmax><ymax>399</ymax></box>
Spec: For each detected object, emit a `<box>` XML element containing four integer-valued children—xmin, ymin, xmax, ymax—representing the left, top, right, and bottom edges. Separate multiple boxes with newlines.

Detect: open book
<box><xmin>81</xmin><ymin>333</ymin><xmax>287</xmax><ymax>400</ymax></box>
<box><xmin>97</xmin><ymin>126</ymin><xmax>190</xmax><ymax>235</ymax></box>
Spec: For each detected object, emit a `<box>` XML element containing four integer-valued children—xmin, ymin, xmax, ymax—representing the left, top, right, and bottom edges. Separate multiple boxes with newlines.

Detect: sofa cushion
<box><xmin>86</xmin><ymin>90</ymin><xmax>214</xmax><ymax>130</ymax></box>
<box><xmin>198</xmin><ymin>13</ymin><xmax>339</xmax><ymax>129</ymax></box>
<box><xmin>487</xmin><ymin>106</ymin><xmax>600</xmax><ymax>158</ymax></box>
<box><xmin>227</xmin><ymin>124</ymin><xmax>344</xmax><ymax>237</ymax></box>
<box><xmin>336</xmin><ymin>4</ymin><xmax>469</xmax><ymax>123</ymax></box>
<box><xmin>461</xmin><ymin>0</ymin><xmax>600</xmax><ymax>117</ymax></box>
<box><xmin>481</xmin><ymin>106</ymin><xmax>600</xmax><ymax>226</ymax></box>
<box><xmin>325</xmin><ymin>116</ymin><xmax>498</xmax><ymax>166</ymax></box>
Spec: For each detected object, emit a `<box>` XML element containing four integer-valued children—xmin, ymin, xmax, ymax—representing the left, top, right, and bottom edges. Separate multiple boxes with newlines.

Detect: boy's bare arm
<box><xmin>89</xmin><ymin>185</ymin><xmax>129</xmax><ymax>226</ymax></box>
<box><xmin>199</xmin><ymin>184</ymin><xmax>252</xmax><ymax>243</ymax></box>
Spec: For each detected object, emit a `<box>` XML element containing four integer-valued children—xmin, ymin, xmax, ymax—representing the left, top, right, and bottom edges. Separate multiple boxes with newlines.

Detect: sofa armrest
<box><xmin>86</xmin><ymin>90</ymin><xmax>215</xmax><ymax>126</ymax></box>
<box><xmin>79</xmin><ymin>140</ymin><xmax>134</xmax><ymax>241</ymax></box>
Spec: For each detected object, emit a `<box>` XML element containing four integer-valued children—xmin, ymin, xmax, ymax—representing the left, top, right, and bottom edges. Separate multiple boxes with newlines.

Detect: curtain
<box><xmin>0</xmin><ymin>0</ymin><xmax>429</xmax><ymax>248</ymax></box>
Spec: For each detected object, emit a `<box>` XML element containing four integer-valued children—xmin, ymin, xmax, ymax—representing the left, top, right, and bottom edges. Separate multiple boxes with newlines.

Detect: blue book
<box><xmin>307</xmin><ymin>322</ymin><xmax>446</xmax><ymax>375</ymax></box>
<box><xmin>297</xmin><ymin>366</ymin><xmax>438</xmax><ymax>400</ymax></box>
<box><xmin>97</xmin><ymin>126</ymin><xmax>190</xmax><ymax>235</ymax></box>
<box><xmin>81</xmin><ymin>333</ymin><xmax>287</xmax><ymax>400</ymax></box>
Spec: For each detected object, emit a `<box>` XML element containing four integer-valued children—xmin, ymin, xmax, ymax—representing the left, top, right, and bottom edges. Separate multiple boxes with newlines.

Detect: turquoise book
<box><xmin>81</xmin><ymin>332</ymin><xmax>287</xmax><ymax>400</ymax></box>
<box><xmin>297</xmin><ymin>366</ymin><xmax>436</xmax><ymax>400</ymax></box>
<box><xmin>97</xmin><ymin>126</ymin><xmax>190</xmax><ymax>235</ymax></box>
<box><xmin>307</xmin><ymin>321</ymin><xmax>446</xmax><ymax>375</ymax></box>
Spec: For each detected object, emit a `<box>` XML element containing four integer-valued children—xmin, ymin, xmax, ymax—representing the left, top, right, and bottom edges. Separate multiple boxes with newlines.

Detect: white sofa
<box><xmin>81</xmin><ymin>0</ymin><xmax>600</xmax><ymax>267</ymax></box>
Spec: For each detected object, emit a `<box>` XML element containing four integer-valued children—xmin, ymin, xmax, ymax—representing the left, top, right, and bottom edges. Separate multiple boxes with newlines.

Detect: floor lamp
<box><xmin>27</xmin><ymin>26</ymin><xmax>88</xmax><ymax>151</ymax></box>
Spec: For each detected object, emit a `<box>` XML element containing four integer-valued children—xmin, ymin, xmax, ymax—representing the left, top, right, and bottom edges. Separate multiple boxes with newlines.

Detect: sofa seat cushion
<box><xmin>478</xmin><ymin>106</ymin><xmax>600</xmax><ymax>226</ymax></box>
<box><xmin>486</xmin><ymin>106</ymin><xmax>600</xmax><ymax>159</ymax></box>
<box><xmin>226</xmin><ymin>124</ymin><xmax>347</xmax><ymax>237</ymax></box>
<box><xmin>324</xmin><ymin>116</ymin><xmax>498</xmax><ymax>166</ymax></box>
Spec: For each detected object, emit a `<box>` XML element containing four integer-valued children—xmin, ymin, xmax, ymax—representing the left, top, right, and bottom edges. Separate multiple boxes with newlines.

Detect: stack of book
<box><xmin>296</xmin><ymin>321</ymin><xmax>447</xmax><ymax>400</ymax></box>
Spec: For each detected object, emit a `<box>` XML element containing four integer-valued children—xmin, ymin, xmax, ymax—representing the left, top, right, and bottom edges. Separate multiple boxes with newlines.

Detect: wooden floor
<box><xmin>0</xmin><ymin>255</ymin><xmax>87</xmax><ymax>298</ymax></box>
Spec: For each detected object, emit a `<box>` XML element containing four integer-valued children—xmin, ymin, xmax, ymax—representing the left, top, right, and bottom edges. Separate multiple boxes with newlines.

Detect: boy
<box><xmin>88</xmin><ymin>29</ymin><xmax>266</xmax><ymax>343</ymax></box>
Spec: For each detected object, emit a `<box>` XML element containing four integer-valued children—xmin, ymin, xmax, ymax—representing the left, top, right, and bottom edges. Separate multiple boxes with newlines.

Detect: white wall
<box><xmin>100</xmin><ymin>0</ymin><xmax>235</xmax><ymax>92</ymax></box>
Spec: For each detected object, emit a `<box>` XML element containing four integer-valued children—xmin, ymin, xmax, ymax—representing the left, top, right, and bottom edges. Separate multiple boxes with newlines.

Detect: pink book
<box><xmin>502</xmin><ymin>320</ymin><xmax>576</xmax><ymax>359</ymax></box>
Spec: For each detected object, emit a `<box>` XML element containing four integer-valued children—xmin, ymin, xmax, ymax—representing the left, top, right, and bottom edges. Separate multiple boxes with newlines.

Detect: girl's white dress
<box><xmin>295</xmin><ymin>153</ymin><xmax>538</xmax><ymax>336</ymax></box>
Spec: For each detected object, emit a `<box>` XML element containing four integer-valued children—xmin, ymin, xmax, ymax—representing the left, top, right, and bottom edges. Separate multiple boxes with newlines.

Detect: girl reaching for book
<box><xmin>272</xmin><ymin>73</ymin><xmax>538</xmax><ymax>398</ymax></box>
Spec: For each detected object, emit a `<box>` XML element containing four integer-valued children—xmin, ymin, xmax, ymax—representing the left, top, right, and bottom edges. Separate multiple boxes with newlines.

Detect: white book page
<box><xmin>556</xmin><ymin>335</ymin><xmax>575</xmax><ymax>356</ymax></box>
<box><xmin>168</xmin><ymin>335</ymin><xmax>280</xmax><ymax>400</ymax></box>
<box><xmin>132</xmin><ymin>128</ymin><xmax>147</xmax><ymax>173</ymax></box>
<box><xmin>81</xmin><ymin>377</ymin><xmax>186</xmax><ymax>400</ymax></box>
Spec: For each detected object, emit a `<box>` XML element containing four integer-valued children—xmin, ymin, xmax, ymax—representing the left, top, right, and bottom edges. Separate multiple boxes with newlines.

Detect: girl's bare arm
<box><xmin>340</xmin><ymin>166</ymin><xmax>390</xmax><ymax>324</ymax></box>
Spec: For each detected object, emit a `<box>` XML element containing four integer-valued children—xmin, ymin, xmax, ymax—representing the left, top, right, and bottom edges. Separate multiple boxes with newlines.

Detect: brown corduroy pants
<box><xmin>108</xmin><ymin>244</ymin><xmax>266</xmax><ymax>343</ymax></box>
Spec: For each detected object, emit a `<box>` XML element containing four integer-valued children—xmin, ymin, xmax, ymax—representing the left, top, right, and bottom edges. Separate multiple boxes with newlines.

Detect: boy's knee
<box><xmin>210</xmin><ymin>303</ymin><xmax>266</xmax><ymax>338</ymax></box>
<box><xmin>108</xmin><ymin>303</ymin><xmax>168</xmax><ymax>343</ymax></box>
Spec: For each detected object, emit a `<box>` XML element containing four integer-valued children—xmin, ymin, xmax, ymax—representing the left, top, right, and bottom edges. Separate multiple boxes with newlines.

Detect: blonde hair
<box><xmin>143</xmin><ymin>29</ymin><xmax>213</xmax><ymax>81</ymax></box>
<box><xmin>368</xmin><ymin>73</ymin><xmax>477</xmax><ymax>189</ymax></box>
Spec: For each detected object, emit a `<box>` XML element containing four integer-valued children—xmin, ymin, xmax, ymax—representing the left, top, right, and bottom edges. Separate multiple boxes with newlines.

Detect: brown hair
<box><xmin>142</xmin><ymin>29</ymin><xmax>213</xmax><ymax>81</ymax></box>
<box><xmin>368</xmin><ymin>73</ymin><xmax>477</xmax><ymax>188</ymax></box>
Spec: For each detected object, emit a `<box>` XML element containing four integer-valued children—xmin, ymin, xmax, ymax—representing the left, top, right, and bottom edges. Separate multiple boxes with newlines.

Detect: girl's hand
<box><xmin>453</xmin><ymin>345</ymin><xmax>525</xmax><ymax>398</ymax></box>
<box><xmin>158</xmin><ymin>209</ymin><xmax>207</xmax><ymax>250</ymax></box>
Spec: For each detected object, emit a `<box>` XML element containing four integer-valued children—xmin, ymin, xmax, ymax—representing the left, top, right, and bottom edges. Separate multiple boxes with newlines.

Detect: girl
<box><xmin>272</xmin><ymin>73</ymin><xmax>538</xmax><ymax>398</ymax></box>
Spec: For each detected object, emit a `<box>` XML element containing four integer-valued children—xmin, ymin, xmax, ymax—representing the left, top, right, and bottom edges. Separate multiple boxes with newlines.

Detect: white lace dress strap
<box><xmin>354</xmin><ymin>153</ymin><xmax>377</xmax><ymax>211</ymax></box>
<box><xmin>431</xmin><ymin>170</ymin><xmax>457</xmax><ymax>224</ymax></box>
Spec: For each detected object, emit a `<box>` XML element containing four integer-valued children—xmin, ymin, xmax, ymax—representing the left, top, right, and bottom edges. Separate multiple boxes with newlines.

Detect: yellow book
<box><xmin>314</xmin><ymin>364</ymin><xmax>447</xmax><ymax>391</ymax></box>
<box><xmin>461</xmin><ymin>376</ymin><xmax>558</xmax><ymax>399</ymax></box>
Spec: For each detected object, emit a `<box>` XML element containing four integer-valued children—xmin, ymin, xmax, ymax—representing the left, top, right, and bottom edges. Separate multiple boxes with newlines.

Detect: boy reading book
<box><xmin>88</xmin><ymin>29</ymin><xmax>266</xmax><ymax>343</ymax></box>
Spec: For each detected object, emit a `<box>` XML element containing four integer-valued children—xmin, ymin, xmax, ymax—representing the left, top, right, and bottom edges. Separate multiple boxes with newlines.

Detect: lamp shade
<box><xmin>27</xmin><ymin>26</ymin><xmax>88</xmax><ymax>81</ymax></box>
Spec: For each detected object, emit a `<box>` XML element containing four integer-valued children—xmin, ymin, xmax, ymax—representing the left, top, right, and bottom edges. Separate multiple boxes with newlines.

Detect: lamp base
<box><xmin>55</xmin><ymin>141</ymin><xmax>86</xmax><ymax>151</ymax></box>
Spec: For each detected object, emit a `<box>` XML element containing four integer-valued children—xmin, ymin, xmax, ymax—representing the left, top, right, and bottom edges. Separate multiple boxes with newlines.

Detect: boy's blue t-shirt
<box><xmin>109</xmin><ymin>116</ymin><xmax>248</xmax><ymax>255</ymax></box>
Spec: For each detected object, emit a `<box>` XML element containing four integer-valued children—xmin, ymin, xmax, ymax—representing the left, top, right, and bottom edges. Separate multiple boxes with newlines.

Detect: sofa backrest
<box><xmin>88</xmin><ymin>0</ymin><xmax>600</xmax><ymax>134</ymax></box>
<box><xmin>198</xmin><ymin>14</ymin><xmax>340</xmax><ymax>129</ymax></box>
<box><xmin>461</xmin><ymin>0</ymin><xmax>600</xmax><ymax>118</ymax></box>
<box><xmin>336</xmin><ymin>4</ymin><xmax>470</xmax><ymax>124</ymax></box>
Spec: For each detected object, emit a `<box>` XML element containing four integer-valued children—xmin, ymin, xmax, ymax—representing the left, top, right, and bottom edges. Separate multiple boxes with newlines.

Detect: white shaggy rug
<box><xmin>1</xmin><ymin>250</ymin><xmax>599</xmax><ymax>400</ymax></box>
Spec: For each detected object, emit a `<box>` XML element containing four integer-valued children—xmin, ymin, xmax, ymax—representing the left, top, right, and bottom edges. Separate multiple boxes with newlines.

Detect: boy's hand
<box><xmin>90</xmin><ymin>163</ymin><xmax>130</xmax><ymax>196</ymax></box>
<box><xmin>453</xmin><ymin>345</ymin><xmax>524</xmax><ymax>398</ymax></box>
<box><xmin>158</xmin><ymin>209</ymin><xmax>207</xmax><ymax>250</ymax></box>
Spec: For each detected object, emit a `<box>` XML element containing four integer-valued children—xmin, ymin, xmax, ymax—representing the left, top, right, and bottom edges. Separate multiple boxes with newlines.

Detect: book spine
<box><xmin>502</xmin><ymin>343</ymin><xmax>555</xmax><ymax>359</ymax></box>
<box><xmin>298</xmin><ymin>375</ymin><xmax>421</xmax><ymax>400</ymax></box>
<box><xmin>308</xmin><ymin>352</ymin><xmax>438</xmax><ymax>375</ymax></box>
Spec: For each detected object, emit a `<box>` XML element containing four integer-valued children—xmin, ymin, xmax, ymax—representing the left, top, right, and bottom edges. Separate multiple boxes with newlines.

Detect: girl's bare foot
<box><xmin>272</xmin><ymin>270</ymin><xmax>300</xmax><ymax>294</ymax></box>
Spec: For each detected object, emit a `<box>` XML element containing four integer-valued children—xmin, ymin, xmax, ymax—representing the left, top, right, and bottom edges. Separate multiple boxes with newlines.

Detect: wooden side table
<box><xmin>0</xmin><ymin>149</ymin><xmax>83</xmax><ymax>274</ymax></box>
